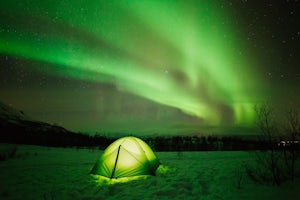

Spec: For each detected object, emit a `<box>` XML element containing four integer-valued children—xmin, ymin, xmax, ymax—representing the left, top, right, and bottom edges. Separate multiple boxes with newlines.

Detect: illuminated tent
<box><xmin>90</xmin><ymin>136</ymin><xmax>160</xmax><ymax>178</ymax></box>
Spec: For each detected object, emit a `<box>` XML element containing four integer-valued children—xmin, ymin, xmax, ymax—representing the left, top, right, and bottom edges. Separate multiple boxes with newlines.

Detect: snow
<box><xmin>0</xmin><ymin>144</ymin><xmax>299</xmax><ymax>199</ymax></box>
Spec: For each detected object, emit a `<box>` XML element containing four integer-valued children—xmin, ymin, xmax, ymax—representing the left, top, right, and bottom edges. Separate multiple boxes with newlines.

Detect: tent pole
<box><xmin>110</xmin><ymin>145</ymin><xmax>121</xmax><ymax>179</ymax></box>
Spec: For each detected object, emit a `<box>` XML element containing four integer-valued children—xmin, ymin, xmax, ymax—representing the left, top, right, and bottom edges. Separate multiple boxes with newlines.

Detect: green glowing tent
<box><xmin>90</xmin><ymin>136</ymin><xmax>160</xmax><ymax>178</ymax></box>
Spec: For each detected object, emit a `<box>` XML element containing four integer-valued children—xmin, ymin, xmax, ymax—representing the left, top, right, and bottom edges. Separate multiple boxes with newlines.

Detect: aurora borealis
<box><xmin>0</xmin><ymin>1</ymin><xmax>299</xmax><ymax>135</ymax></box>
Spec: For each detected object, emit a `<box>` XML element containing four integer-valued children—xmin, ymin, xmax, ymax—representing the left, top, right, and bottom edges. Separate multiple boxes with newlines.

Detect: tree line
<box><xmin>0</xmin><ymin>118</ymin><xmax>284</xmax><ymax>151</ymax></box>
<box><xmin>1</xmin><ymin>108</ymin><xmax>299</xmax><ymax>152</ymax></box>
<box><xmin>144</xmin><ymin>135</ymin><xmax>272</xmax><ymax>151</ymax></box>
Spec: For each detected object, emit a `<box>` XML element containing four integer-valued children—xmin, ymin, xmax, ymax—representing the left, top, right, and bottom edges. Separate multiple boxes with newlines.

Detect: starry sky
<box><xmin>0</xmin><ymin>0</ymin><xmax>299</xmax><ymax>136</ymax></box>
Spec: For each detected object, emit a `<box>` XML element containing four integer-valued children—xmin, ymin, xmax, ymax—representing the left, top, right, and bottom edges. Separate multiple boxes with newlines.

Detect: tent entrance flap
<box><xmin>111</xmin><ymin>145</ymin><xmax>121</xmax><ymax>179</ymax></box>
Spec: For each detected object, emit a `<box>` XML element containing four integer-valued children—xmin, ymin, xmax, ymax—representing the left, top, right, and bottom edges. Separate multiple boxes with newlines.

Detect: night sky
<box><xmin>0</xmin><ymin>0</ymin><xmax>299</xmax><ymax>136</ymax></box>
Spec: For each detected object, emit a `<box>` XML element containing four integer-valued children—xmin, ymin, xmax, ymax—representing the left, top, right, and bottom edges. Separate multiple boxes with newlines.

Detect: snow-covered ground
<box><xmin>0</xmin><ymin>144</ymin><xmax>299</xmax><ymax>200</ymax></box>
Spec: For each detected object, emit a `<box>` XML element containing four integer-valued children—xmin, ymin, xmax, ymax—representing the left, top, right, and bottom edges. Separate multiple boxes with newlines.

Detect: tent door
<box><xmin>110</xmin><ymin>145</ymin><xmax>121</xmax><ymax>178</ymax></box>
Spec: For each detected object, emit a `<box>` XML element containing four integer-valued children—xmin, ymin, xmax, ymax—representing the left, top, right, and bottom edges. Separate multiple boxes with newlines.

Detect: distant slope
<box><xmin>0</xmin><ymin>101</ymin><xmax>30</xmax><ymax>121</ymax></box>
<box><xmin>0</xmin><ymin>101</ymin><xmax>111</xmax><ymax>147</ymax></box>
<box><xmin>0</xmin><ymin>100</ymin><xmax>70</xmax><ymax>135</ymax></box>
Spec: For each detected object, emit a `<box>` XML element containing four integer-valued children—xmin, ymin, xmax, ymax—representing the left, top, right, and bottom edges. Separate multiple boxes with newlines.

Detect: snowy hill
<box><xmin>0</xmin><ymin>101</ymin><xmax>95</xmax><ymax>147</ymax></box>
<box><xmin>0</xmin><ymin>101</ymin><xmax>30</xmax><ymax>122</ymax></box>
<box><xmin>0</xmin><ymin>100</ymin><xmax>69</xmax><ymax>134</ymax></box>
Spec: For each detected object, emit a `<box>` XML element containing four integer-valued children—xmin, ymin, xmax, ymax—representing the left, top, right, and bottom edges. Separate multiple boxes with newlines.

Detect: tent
<box><xmin>90</xmin><ymin>136</ymin><xmax>160</xmax><ymax>178</ymax></box>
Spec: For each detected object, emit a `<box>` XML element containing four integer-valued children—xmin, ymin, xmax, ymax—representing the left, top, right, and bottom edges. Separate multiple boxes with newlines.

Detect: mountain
<box><xmin>0</xmin><ymin>101</ymin><xmax>30</xmax><ymax>122</ymax></box>
<box><xmin>0</xmin><ymin>101</ymin><xmax>107</xmax><ymax>147</ymax></box>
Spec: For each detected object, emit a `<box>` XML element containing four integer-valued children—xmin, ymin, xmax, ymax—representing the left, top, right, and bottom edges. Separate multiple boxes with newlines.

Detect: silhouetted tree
<box><xmin>249</xmin><ymin>104</ymin><xmax>282</xmax><ymax>185</ymax></box>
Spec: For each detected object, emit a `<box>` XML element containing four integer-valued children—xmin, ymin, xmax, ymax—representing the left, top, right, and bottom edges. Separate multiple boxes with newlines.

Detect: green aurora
<box><xmin>0</xmin><ymin>1</ymin><xmax>272</xmax><ymax>134</ymax></box>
